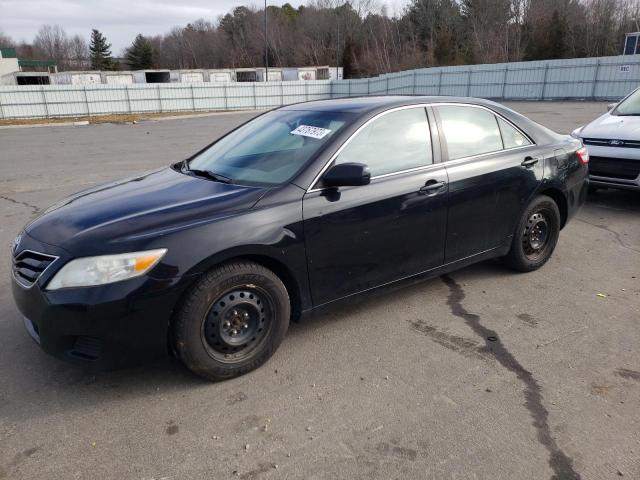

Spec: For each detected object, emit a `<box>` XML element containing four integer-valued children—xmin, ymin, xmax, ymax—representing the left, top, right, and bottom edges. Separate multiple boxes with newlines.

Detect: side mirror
<box><xmin>323</xmin><ymin>162</ymin><xmax>371</xmax><ymax>188</ymax></box>
<box><xmin>607</xmin><ymin>103</ymin><xmax>617</xmax><ymax>111</ymax></box>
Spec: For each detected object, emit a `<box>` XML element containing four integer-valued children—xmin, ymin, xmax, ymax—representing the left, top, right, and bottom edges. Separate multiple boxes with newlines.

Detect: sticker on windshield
<box><xmin>290</xmin><ymin>125</ymin><xmax>331</xmax><ymax>139</ymax></box>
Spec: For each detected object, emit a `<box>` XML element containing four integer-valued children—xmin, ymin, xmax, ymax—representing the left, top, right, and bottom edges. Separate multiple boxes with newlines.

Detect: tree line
<box><xmin>1</xmin><ymin>0</ymin><xmax>638</xmax><ymax>78</ymax></box>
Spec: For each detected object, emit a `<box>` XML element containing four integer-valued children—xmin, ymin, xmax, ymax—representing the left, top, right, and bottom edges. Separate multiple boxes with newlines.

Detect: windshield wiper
<box><xmin>183</xmin><ymin>163</ymin><xmax>232</xmax><ymax>184</ymax></box>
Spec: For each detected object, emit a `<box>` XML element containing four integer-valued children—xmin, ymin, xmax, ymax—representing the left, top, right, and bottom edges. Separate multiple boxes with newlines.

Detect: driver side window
<box><xmin>334</xmin><ymin>107</ymin><xmax>433</xmax><ymax>177</ymax></box>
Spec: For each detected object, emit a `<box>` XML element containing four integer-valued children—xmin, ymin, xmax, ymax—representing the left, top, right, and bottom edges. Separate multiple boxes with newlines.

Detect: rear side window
<box><xmin>497</xmin><ymin>117</ymin><xmax>531</xmax><ymax>149</ymax></box>
<box><xmin>334</xmin><ymin>107</ymin><xmax>432</xmax><ymax>177</ymax></box>
<box><xmin>437</xmin><ymin>105</ymin><xmax>503</xmax><ymax>160</ymax></box>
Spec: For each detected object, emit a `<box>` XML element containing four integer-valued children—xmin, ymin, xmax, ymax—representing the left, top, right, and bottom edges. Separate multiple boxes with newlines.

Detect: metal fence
<box><xmin>1</xmin><ymin>54</ymin><xmax>639</xmax><ymax>120</ymax></box>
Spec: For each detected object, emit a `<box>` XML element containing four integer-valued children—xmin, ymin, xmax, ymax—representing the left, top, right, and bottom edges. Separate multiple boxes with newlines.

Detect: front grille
<box><xmin>589</xmin><ymin>156</ymin><xmax>640</xmax><ymax>180</ymax></box>
<box><xmin>583</xmin><ymin>138</ymin><xmax>640</xmax><ymax>149</ymax></box>
<box><xmin>12</xmin><ymin>250</ymin><xmax>58</xmax><ymax>288</ymax></box>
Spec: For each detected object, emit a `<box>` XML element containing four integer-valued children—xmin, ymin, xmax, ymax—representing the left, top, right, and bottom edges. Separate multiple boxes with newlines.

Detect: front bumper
<box><xmin>11</xmin><ymin>236</ymin><xmax>197</xmax><ymax>369</ymax></box>
<box><xmin>584</xmin><ymin>144</ymin><xmax>640</xmax><ymax>191</ymax></box>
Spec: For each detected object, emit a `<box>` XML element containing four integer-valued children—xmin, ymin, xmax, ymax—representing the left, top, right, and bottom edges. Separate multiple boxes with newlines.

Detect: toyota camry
<box><xmin>11</xmin><ymin>96</ymin><xmax>589</xmax><ymax>381</ymax></box>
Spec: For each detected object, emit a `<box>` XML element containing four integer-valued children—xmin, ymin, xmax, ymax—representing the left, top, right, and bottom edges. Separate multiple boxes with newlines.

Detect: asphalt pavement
<box><xmin>0</xmin><ymin>101</ymin><xmax>638</xmax><ymax>480</ymax></box>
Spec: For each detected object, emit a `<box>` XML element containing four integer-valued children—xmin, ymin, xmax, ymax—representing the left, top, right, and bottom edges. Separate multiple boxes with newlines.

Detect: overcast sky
<box><xmin>1</xmin><ymin>0</ymin><xmax>408</xmax><ymax>53</ymax></box>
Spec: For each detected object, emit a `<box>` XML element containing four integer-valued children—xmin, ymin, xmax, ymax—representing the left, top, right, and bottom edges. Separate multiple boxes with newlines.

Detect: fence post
<box><xmin>590</xmin><ymin>60</ymin><xmax>600</xmax><ymax>100</ymax></box>
<box><xmin>413</xmin><ymin>70</ymin><xmax>417</xmax><ymax>94</ymax></box>
<box><xmin>41</xmin><ymin>86</ymin><xmax>50</xmax><ymax>118</ymax></box>
<box><xmin>223</xmin><ymin>83</ymin><xmax>228</xmax><ymax>111</ymax></box>
<box><xmin>253</xmin><ymin>83</ymin><xmax>257</xmax><ymax>110</ymax></box>
<box><xmin>466</xmin><ymin>69</ymin><xmax>472</xmax><ymax>97</ymax></box>
<box><xmin>305</xmin><ymin>81</ymin><xmax>309</xmax><ymax>101</ymax></box>
<box><xmin>501</xmin><ymin>65</ymin><xmax>508</xmax><ymax>99</ymax></box>
<box><xmin>330</xmin><ymin>81</ymin><xmax>334</xmax><ymax>99</ymax></box>
<box><xmin>280</xmin><ymin>81</ymin><xmax>284</xmax><ymax>106</ymax></box>
<box><xmin>82</xmin><ymin>85</ymin><xmax>90</xmax><ymax>118</ymax></box>
<box><xmin>385</xmin><ymin>77</ymin><xmax>389</xmax><ymax>95</ymax></box>
<box><xmin>157</xmin><ymin>84</ymin><xmax>163</xmax><ymax>113</ymax></box>
<box><xmin>437</xmin><ymin>70</ymin><xmax>443</xmax><ymax>95</ymax></box>
<box><xmin>190</xmin><ymin>83</ymin><xmax>196</xmax><ymax>111</ymax></box>
<box><xmin>540</xmin><ymin>64</ymin><xmax>549</xmax><ymax>101</ymax></box>
<box><xmin>125</xmin><ymin>85</ymin><xmax>132</xmax><ymax>113</ymax></box>
<box><xmin>0</xmin><ymin>91</ymin><xmax>4</xmax><ymax>119</ymax></box>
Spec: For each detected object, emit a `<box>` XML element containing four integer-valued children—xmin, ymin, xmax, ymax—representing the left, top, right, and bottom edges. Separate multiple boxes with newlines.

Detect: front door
<box><xmin>302</xmin><ymin>107</ymin><xmax>449</xmax><ymax>306</ymax></box>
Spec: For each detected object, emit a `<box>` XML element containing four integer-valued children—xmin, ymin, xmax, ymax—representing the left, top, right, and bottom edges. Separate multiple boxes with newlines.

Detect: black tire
<box><xmin>173</xmin><ymin>261</ymin><xmax>290</xmax><ymax>381</ymax></box>
<box><xmin>503</xmin><ymin>195</ymin><xmax>561</xmax><ymax>272</ymax></box>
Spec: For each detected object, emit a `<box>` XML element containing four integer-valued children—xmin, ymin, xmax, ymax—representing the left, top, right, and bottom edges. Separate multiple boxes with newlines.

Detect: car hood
<box><xmin>26</xmin><ymin>167</ymin><xmax>268</xmax><ymax>252</ymax></box>
<box><xmin>580</xmin><ymin>112</ymin><xmax>640</xmax><ymax>140</ymax></box>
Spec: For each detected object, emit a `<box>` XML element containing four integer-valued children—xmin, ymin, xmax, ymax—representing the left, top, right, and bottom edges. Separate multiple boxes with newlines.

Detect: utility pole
<box><xmin>264</xmin><ymin>0</ymin><xmax>268</xmax><ymax>82</ymax></box>
<box><xmin>336</xmin><ymin>21</ymin><xmax>340</xmax><ymax>80</ymax></box>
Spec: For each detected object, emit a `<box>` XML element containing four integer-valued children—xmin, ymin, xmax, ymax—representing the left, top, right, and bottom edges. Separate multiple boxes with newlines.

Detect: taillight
<box><xmin>576</xmin><ymin>146</ymin><xmax>589</xmax><ymax>165</ymax></box>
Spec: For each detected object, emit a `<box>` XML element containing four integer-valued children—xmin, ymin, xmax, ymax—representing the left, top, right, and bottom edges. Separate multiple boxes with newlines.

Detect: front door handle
<box><xmin>521</xmin><ymin>157</ymin><xmax>539</xmax><ymax>168</ymax></box>
<box><xmin>419</xmin><ymin>180</ymin><xmax>446</xmax><ymax>195</ymax></box>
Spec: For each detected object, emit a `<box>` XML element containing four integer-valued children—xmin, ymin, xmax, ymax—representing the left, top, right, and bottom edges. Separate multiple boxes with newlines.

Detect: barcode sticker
<box><xmin>290</xmin><ymin>125</ymin><xmax>332</xmax><ymax>139</ymax></box>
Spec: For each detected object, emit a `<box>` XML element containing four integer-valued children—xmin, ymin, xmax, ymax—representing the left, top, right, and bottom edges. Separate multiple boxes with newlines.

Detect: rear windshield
<box><xmin>187</xmin><ymin>110</ymin><xmax>353</xmax><ymax>185</ymax></box>
<box><xmin>614</xmin><ymin>88</ymin><xmax>640</xmax><ymax>116</ymax></box>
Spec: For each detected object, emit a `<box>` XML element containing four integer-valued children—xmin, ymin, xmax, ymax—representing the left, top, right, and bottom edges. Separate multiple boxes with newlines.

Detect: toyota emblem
<box><xmin>12</xmin><ymin>234</ymin><xmax>22</xmax><ymax>254</ymax></box>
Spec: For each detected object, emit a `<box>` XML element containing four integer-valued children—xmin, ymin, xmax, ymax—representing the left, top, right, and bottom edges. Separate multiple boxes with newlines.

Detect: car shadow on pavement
<box><xmin>3</xmin><ymin>188</ymin><xmax>636</xmax><ymax>427</ymax></box>
<box><xmin>586</xmin><ymin>188</ymin><xmax>640</xmax><ymax>212</ymax></box>
<box><xmin>2</xmin><ymin>260</ymin><xmax>508</xmax><ymax>426</ymax></box>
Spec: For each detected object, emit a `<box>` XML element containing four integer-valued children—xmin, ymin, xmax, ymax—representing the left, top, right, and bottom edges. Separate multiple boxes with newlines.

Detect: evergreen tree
<box><xmin>126</xmin><ymin>34</ymin><xmax>154</xmax><ymax>69</ymax></box>
<box><xmin>548</xmin><ymin>10</ymin><xmax>567</xmax><ymax>59</ymax></box>
<box><xmin>89</xmin><ymin>29</ymin><xmax>116</xmax><ymax>70</ymax></box>
<box><xmin>342</xmin><ymin>35</ymin><xmax>357</xmax><ymax>79</ymax></box>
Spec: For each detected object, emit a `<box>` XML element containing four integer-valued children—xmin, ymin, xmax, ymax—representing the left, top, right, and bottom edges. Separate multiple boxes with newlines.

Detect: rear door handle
<box><xmin>419</xmin><ymin>180</ymin><xmax>446</xmax><ymax>195</ymax></box>
<box><xmin>521</xmin><ymin>157</ymin><xmax>539</xmax><ymax>168</ymax></box>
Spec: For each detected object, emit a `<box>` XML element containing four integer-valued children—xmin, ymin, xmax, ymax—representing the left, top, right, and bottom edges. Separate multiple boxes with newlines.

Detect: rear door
<box><xmin>302</xmin><ymin>106</ymin><xmax>449</xmax><ymax>306</ymax></box>
<box><xmin>433</xmin><ymin>104</ymin><xmax>543</xmax><ymax>263</ymax></box>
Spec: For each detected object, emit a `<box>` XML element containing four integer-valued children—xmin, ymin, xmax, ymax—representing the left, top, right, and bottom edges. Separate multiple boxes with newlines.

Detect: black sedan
<box><xmin>11</xmin><ymin>96</ymin><xmax>589</xmax><ymax>381</ymax></box>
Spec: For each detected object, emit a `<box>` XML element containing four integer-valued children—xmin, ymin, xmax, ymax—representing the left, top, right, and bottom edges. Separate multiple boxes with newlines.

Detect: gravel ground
<box><xmin>0</xmin><ymin>101</ymin><xmax>638</xmax><ymax>480</ymax></box>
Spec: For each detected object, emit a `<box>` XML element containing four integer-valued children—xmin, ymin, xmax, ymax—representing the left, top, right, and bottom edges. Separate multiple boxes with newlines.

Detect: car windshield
<box><xmin>186</xmin><ymin>109</ymin><xmax>352</xmax><ymax>185</ymax></box>
<box><xmin>614</xmin><ymin>88</ymin><xmax>640</xmax><ymax>116</ymax></box>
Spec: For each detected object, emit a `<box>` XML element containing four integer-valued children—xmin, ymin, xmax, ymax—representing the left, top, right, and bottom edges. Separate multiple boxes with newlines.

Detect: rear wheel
<box><xmin>173</xmin><ymin>261</ymin><xmax>290</xmax><ymax>381</ymax></box>
<box><xmin>503</xmin><ymin>195</ymin><xmax>561</xmax><ymax>272</ymax></box>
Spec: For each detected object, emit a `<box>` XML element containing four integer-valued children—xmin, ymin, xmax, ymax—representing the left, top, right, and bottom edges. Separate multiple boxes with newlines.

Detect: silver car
<box><xmin>572</xmin><ymin>87</ymin><xmax>640</xmax><ymax>192</ymax></box>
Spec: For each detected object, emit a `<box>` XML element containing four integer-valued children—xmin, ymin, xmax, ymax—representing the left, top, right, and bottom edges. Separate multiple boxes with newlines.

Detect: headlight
<box><xmin>570</xmin><ymin>126</ymin><xmax>583</xmax><ymax>138</ymax></box>
<box><xmin>46</xmin><ymin>249</ymin><xmax>167</xmax><ymax>290</ymax></box>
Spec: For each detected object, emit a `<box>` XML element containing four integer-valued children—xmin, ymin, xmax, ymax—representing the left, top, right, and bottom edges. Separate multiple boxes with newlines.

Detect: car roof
<box><xmin>279</xmin><ymin>95</ymin><xmax>504</xmax><ymax>114</ymax></box>
<box><xmin>280</xmin><ymin>95</ymin><xmax>563</xmax><ymax>146</ymax></box>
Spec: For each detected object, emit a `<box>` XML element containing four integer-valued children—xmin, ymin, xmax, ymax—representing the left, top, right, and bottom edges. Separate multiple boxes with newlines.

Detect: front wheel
<box><xmin>173</xmin><ymin>261</ymin><xmax>290</xmax><ymax>381</ymax></box>
<box><xmin>503</xmin><ymin>195</ymin><xmax>561</xmax><ymax>272</ymax></box>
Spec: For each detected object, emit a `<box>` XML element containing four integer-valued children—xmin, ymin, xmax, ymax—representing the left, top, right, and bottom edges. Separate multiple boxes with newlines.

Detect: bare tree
<box><xmin>0</xmin><ymin>29</ymin><xmax>15</xmax><ymax>48</ymax></box>
<box><xmin>33</xmin><ymin>24</ymin><xmax>71</xmax><ymax>66</ymax></box>
<box><xmin>68</xmin><ymin>34</ymin><xmax>89</xmax><ymax>69</ymax></box>
<box><xmin>12</xmin><ymin>1</ymin><xmax>636</xmax><ymax>75</ymax></box>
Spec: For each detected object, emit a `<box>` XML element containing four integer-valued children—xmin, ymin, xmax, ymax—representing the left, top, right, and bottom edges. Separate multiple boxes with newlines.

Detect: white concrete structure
<box><xmin>51</xmin><ymin>71</ymin><xmax>102</xmax><ymax>85</ymax></box>
<box><xmin>235</xmin><ymin>68</ymin><xmax>260</xmax><ymax>82</ymax></box>
<box><xmin>171</xmin><ymin>70</ymin><xmax>206</xmax><ymax>83</ymax></box>
<box><xmin>208</xmin><ymin>69</ymin><xmax>235</xmax><ymax>83</ymax></box>
<box><xmin>266</xmin><ymin>69</ymin><xmax>283</xmax><ymax>82</ymax></box>
<box><xmin>0</xmin><ymin>57</ymin><xmax>19</xmax><ymax>78</ymax></box>
<box><xmin>297</xmin><ymin>67</ymin><xmax>317</xmax><ymax>81</ymax></box>
<box><xmin>133</xmin><ymin>70</ymin><xmax>171</xmax><ymax>83</ymax></box>
<box><xmin>1</xmin><ymin>71</ymin><xmax>50</xmax><ymax>85</ymax></box>
<box><xmin>102</xmin><ymin>72</ymin><xmax>135</xmax><ymax>85</ymax></box>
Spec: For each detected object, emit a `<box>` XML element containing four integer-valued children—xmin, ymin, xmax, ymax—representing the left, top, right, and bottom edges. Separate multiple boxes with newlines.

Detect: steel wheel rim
<box><xmin>522</xmin><ymin>211</ymin><xmax>550</xmax><ymax>259</ymax></box>
<box><xmin>201</xmin><ymin>286</ymin><xmax>273</xmax><ymax>362</ymax></box>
